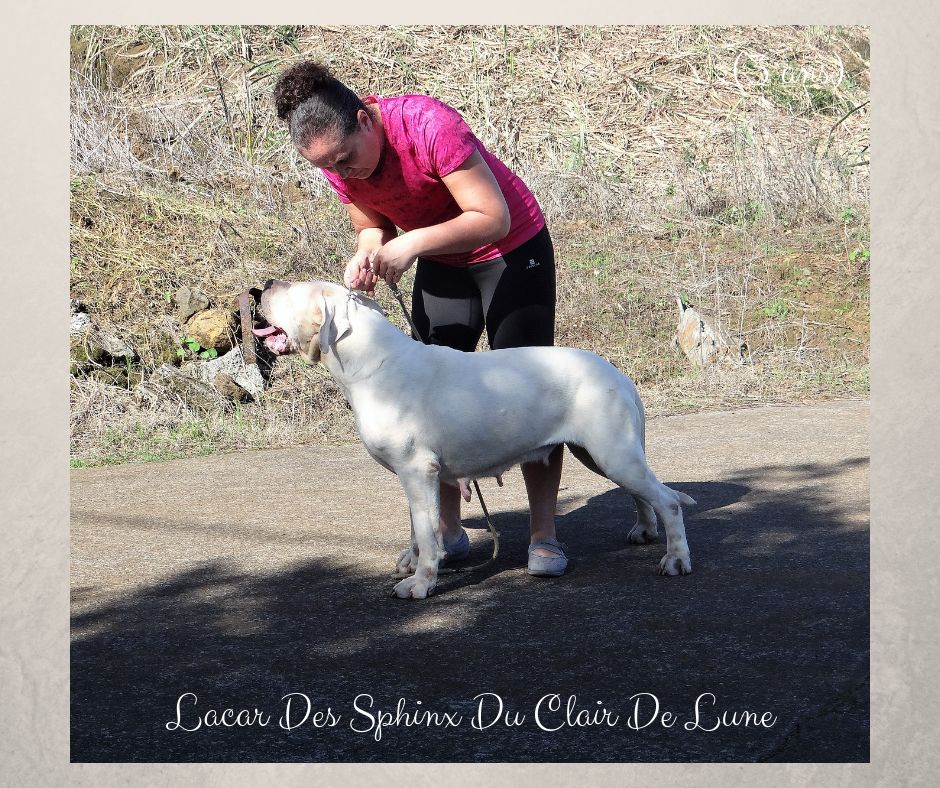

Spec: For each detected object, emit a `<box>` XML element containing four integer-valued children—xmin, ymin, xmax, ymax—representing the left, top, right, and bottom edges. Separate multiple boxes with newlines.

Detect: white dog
<box><xmin>256</xmin><ymin>280</ymin><xmax>695</xmax><ymax>599</ymax></box>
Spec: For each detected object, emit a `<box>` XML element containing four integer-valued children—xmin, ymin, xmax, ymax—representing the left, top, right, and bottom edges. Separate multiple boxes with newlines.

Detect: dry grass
<box><xmin>69</xmin><ymin>25</ymin><xmax>869</xmax><ymax>467</ymax></box>
<box><xmin>71</xmin><ymin>25</ymin><xmax>869</xmax><ymax>220</ymax></box>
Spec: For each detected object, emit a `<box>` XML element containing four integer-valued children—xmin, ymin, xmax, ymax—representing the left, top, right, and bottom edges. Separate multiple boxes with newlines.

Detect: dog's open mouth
<box><xmin>251</xmin><ymin>324</ymin><xmax>290</xmax><ymax>355</ymax></box>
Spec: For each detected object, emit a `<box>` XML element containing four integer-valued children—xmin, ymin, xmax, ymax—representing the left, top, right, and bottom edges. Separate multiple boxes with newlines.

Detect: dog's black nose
<box><xmin>262</xmin><ymin>279</ymin><xmax>274</xmax><ymax>291</ymax></box>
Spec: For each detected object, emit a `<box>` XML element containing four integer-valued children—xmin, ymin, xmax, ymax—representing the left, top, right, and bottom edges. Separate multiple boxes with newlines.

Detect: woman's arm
<box><xmin>408</xmin><ymin>149</ymin><xmax>511</xmax><ymax>255</ymax></box>
<box><xmin>368</xmin><ymin>150</ymin><xmax>511</xmax><ymax>284</ymax></box>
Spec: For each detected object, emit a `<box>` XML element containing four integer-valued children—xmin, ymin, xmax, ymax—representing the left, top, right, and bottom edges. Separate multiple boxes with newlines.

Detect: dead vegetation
<box><xmin>69</xmin><ymin>25</ymin><xmax>869</xmax><ymax>467</ymax></box>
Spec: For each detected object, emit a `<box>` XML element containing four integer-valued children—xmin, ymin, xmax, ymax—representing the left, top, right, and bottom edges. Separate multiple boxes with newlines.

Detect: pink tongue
<box><xmin>251</xmin><ymin>326</ymin><xmax>279</xmax><ymax>337</ymax></box>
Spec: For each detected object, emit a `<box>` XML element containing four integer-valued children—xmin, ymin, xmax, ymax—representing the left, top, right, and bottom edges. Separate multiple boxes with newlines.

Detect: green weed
<box><xmin>763</xmin><ymin>298</ymin><xmax>790</xmax><ymax>319</ymax></box>
<box><xmin>179</xmin><ymin>336</ymin><xmax>219</xmax><ymax>360</ymax></box>
<box><xmin>848</xmin><ymin>247</ymin><xmax>870</xmax><ymax>263</ymax></box>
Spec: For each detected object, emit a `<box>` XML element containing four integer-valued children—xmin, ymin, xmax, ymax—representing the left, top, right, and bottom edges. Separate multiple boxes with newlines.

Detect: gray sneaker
<box><xmin>443</xmin><ymin>528</ymin><xmax>471</xmax><ymax>562</ymax></box>
<box><xmin>526</xmin><ymin>537</ymin><xmax>568</xmax><ymax>577</ymax></box>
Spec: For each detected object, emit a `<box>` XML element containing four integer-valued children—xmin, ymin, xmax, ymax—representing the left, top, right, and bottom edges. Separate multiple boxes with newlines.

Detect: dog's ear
<box><xmin>318</xmin><ymin>290</ymin><xmax>352</xmax><ymax>355</ymax></box>
<box><xmin>303</xmin><ymin>336</ymin><xmax>321</xmax><ymax>364</ymax></box>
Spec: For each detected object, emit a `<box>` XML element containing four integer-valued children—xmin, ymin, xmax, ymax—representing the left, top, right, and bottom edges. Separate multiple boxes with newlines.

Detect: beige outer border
<box><xmin>3</xmin><ymin>1</ymin><xmax>935</xmax><ymax>783</ymax></box>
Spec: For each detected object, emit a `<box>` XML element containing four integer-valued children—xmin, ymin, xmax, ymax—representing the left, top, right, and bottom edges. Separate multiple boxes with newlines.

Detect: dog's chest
<box><xmin>346</xmin><ymin>390</ymin><xmax>422</xmax><ymax>465</ymax></box>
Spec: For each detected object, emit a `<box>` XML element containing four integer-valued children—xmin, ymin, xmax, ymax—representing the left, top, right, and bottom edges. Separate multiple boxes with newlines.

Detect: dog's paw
<box><xmin>396</xmin><ymin>546</ymin><xmax>418</xmax><ymax>575</ymax></box>
<box><xmin>391</xmin><ymin>573</ymin><xmax>436</xmax><ymax>600</ymax></box>
<box><xmin>627</xmin><ymin>523</ymin><xmax>659</xmax><ymax>544</ymax></box>
<box><xmin>657</xmin><ymin>553</ymin><xmax>692</xmax><ymax>576</ymax></box>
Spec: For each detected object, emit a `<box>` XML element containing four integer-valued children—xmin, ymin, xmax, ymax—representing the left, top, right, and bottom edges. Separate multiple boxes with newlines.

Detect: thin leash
<box><xmin>385</xmin><ymin>280</ymin><xmax>501</xmax><ymax>578</ymax></box>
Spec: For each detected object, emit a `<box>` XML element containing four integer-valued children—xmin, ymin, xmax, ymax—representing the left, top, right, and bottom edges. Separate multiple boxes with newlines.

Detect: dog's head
<box><xmin>253</xmin><ymin>280</ymin><xmax>353</xmax><ymax>364</ymax></box>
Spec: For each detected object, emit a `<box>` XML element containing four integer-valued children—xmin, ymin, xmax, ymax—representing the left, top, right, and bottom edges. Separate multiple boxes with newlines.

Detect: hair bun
<box><xmin>273</xmin><ymin>61</ymin><xmax>338</xmax><ymax>121</ymax></box>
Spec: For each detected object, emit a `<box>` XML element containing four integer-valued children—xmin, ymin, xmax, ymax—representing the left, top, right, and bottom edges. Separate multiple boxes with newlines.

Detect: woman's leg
<box><xmin>411</xmin><ymin>259</ymin><xmax>485</xmax><ymax>549</ymax></box>
<box><xmin>471</xmin><ymin>227</ymin><xmax>565</xmax><ymax>566</ymax></box>
<box><xmin>522</xmin><ymin>444</ymin><xmax>564</xmax><ymax>546</ymax></box>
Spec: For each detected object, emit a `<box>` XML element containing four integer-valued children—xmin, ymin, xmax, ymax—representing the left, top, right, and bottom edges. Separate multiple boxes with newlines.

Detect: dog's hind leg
<box><xmin>647</xmin><ymin>487</ymin><xmax>692</xmax><ymax>575</ymax></box>
<box><xmin>392</xmin><ymin>458</ymin><xmax>445</xmax><ymax>599</ymax></box>
<box><xmin>627</xmin><ymin>496</ymin><xmax>659</xmax><ymax>544</ymax></box>
<box><xmin>600</xmin><ymin>450</ymin><xmax>692</xmax><ymax>575</ymax></box>
<box><xmin>566</xmin><ymin>443</ymin><xmax>606</xmax><ymax>477</ymax></box>
<box><xmin>568</xmin><ymin>440</ymin><xmax>659</xmax><ymax>545</ymax></box>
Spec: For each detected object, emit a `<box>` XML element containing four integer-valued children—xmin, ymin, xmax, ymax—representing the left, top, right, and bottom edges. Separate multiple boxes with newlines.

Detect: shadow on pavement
<box><xmin>71</xmin><ymin>457</ymin><xmax>868</xmax><ymax>762</ymax></box>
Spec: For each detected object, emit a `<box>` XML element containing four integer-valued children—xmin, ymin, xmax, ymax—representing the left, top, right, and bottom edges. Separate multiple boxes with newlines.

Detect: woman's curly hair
<box><xmin>272</xmin><ymin>61</ymin><xmax>365</xmax><ymax>148</ymax></box>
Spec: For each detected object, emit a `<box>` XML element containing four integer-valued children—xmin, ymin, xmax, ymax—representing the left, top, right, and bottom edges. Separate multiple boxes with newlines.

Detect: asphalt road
<box><xmin>70</xmin><ymin>399</ymin><xmax>869</xmax><ymax>763</ymax></box>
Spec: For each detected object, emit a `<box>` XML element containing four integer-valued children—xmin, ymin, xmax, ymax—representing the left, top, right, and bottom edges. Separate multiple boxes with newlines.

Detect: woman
<box><xmin>273</xmin><ymin>61</ymin><xmax>567</xmax><ymax>577</ymax></box>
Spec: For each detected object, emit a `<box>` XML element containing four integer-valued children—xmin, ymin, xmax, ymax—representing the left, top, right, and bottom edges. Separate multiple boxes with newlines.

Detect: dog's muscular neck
<box><xmin>321</xmin><ymin>293</ymin><xmax>416</xmax><ymax>387</ymax></box>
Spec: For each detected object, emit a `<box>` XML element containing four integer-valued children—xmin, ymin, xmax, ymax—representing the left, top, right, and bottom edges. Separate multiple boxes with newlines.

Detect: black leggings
<box><xmin>411</xmin><ymin>226</ymin><xmax>556</xmax><ymax>351</ymax></box>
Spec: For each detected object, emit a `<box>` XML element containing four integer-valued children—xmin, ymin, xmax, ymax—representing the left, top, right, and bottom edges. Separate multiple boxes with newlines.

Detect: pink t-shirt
<box><xmin>320</xmin><ymin>95</ymin><xmax>545</xmax><ymax>266</ymax></box>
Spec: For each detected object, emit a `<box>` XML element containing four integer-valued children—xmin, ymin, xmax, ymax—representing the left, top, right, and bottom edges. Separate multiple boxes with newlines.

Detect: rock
<box><xmin>671</xmin><ymin>295</ymin><xmax>745</xmax><ymax>367</ymax></box>
<box><xmin>174</xmin><ymin>286</ymin><xmax>210</xmax><ymax>324</ymax></box>
<box><xmin>70</xmin><ymin>298</ymin><xmax>137</xmax><ymax>363</ymax></box>
<box><xmin>70</xmin><ymin>311</ymin><xmax>93</xmax><ymax>334</ymax></box>
<box><xmin>213</xmin><ymin>373</ymin><xmax>247</xmax><ymax>403</ymax></box>
<box><xmin>70</xmin><ymin>330</ymin><xmax>107</xmax><ymax>375</ymax></box>
<box><xmin>88</xmin><ymin>367</ymin><xmax>143</xmax><ymax>388</ymax></box>
<box><xmin>70</xmin><ymin>327</ymin><xmax>136</xmax><ymax>376</ymax></box>
<box><xmin>94</xmin><ymin>329</ymin><xmax>136</xmax><ymax>361</ymax></box>
<box><xmin>186</xmin><ymin>345</ymin><xmax>266</xmax><ymax>400</ymax></box>
<box><xmin>135</xmin><ymin>364</ymin><xmax>228</xmax><ymax>414</ymax></box>
<box><xmin>184</xmin><ymin>308</ymin><xmax>235</xmax><ymax>354</ymax></box>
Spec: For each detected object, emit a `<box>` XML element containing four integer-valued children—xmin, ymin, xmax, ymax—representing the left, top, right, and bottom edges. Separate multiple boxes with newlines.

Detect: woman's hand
<box><xmin>342</xmin><ymin>205</ymin><xmax>398</xmax><ymax>295</ymax></box>
<box><xmin>344</xmin><ymin>248</ymin><xmax>379</xmax><ymax>295</ymax></box>
<box><xmin>368</xmin><ymin>234</ymin><xmax>418</xmax><ymax>286</ymax></box>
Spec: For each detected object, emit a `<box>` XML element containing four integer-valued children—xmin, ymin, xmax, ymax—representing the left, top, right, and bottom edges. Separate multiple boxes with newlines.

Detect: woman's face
<box><xmin>298</xmin><ymin>109</ymin><xmax>383</xmax><ymax>180</ymax></box>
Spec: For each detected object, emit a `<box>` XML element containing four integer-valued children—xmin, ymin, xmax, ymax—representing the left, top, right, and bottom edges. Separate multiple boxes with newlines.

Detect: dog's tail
<box><xmin>667</xmin><ymin>486</ymin><xmax>697</xmax><ymax>507</ymax></box>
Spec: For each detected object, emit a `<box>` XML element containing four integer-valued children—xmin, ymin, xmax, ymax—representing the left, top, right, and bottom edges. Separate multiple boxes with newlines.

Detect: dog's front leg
<box><xmin>392</xmin><ymin>460</ymin><xmax>443</xmax><ymax>599</ymax></box>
